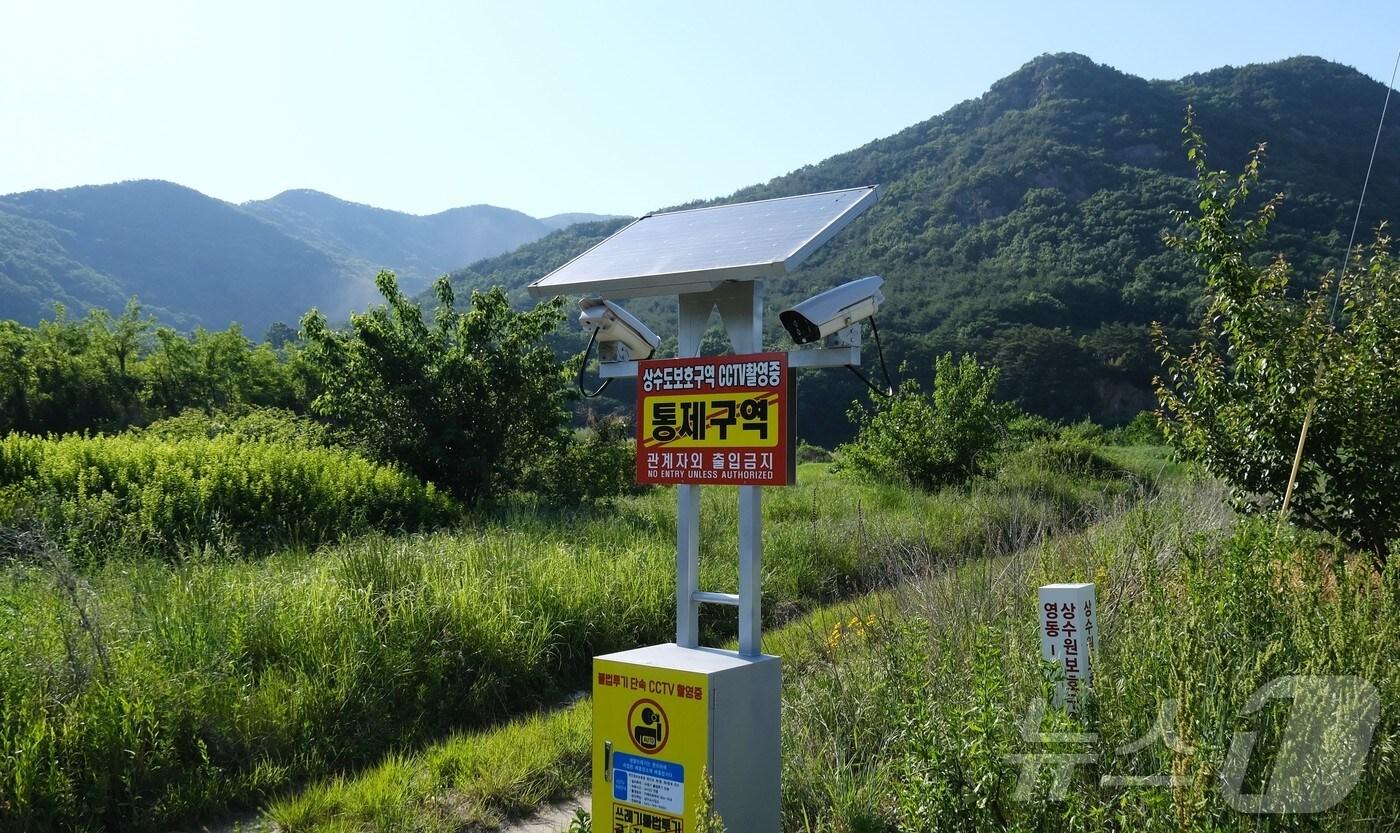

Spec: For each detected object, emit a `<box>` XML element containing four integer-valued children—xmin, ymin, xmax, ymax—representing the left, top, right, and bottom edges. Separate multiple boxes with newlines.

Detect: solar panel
<box><xmin>527</xmin><ymin>186</ymin><xmax>879</xmax><ymax>298</ymax></box>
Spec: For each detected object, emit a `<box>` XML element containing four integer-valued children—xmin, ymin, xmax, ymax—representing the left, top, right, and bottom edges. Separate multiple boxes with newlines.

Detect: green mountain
<box><xmin>0</xmin><ymin>180</ymin><xmax>366</xmax><ymax>334</ymax></box>
<box><xmin>538</xmin><ymin>212</ymin><xmax>622</xmax><ymax>231</ymax></box>
<box><xmin>446</xmin><ymin>54</ymin><xmax>1400</xmax><ymax>443</ymax></box>
<box><xmin>241</xmin><ymin>190</ymin><xmax>599</xmax><ymax>293</ymax></box>
<box><xmin>0</xmin><ymin>181</ymin><xmax>611</xmax><ymax>334</ymax></box>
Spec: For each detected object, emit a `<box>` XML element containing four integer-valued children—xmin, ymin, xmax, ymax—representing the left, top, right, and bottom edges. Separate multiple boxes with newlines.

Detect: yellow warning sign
<box><xmin>640</xmin><ymin>391</ymin><xmax>782</xmax><ymax>449</ymax></box>
<box><xmin>595</xmin><ymin>661</ymin><xmax>708</xmax><ymax>833</ymax></box>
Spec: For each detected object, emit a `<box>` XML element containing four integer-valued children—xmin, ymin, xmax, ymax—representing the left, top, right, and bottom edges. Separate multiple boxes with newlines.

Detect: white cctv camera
<box><xmin>779</xmin><ymin>276</ymin><xmax>885</xmax><ymax>345</ymax></box>
<box><xmin>578</xmin><ymin>298</ymin><xmax>661</xmax><ymax>362</ymax></box>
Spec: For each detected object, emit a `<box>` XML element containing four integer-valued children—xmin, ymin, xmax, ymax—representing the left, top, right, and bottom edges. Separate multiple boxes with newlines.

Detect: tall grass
<box><xmin>244</xmin><ymin>452</ymin><xmax>1399</xmax><ymax>833</ymax></box>
<box><xmin>0</xmin><ymin>432</ymin><xmax>458</xmax><ymax>561</ymax></box>
<box><xmin>778</xmin><ymin>476</ymin><xmax>1400</xmax><ymax>831</ymax></box>
<box><xmin>263</xmin><ymin>597</ymin><xmax>912</xmax><ymax>833</ymax></box>
<box><xmin>0</xmin><ymin>446</ymin><xmax>1141</xmax><ymax>831</ymax></box>
<box><xmin>258</xmin><ymin>447</ymin><xmax>1174</xmax><ymax>833</ymax></box>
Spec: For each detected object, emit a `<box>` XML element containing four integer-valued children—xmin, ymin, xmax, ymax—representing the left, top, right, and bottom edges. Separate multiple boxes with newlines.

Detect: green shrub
<box><xmin>0</xmin><ymin>433</ymin><xmax>457</xmax><ymax>561</ymax></box>
<box><xmin>301</xmin><ymin>273</ymin><xmax>570</xmax><ymax>505</ymax></box>
<box><xmin>838</xmin><ymin>353</ymin><xmax>1013</xmax><ymax>490</ymax></box>
<box><xmin>797</xmin><ymin>440</ymin><xmax>833</xmax><ymax>464</ymax></box>
<box><xmin>534</xmin><ymin>415</ymin><xmax>640</xmax><ymax>505</ymax></box>
<box><xmin>1058</xmin><ymin>418</ymin><xmax>1104</xmax><ymax>443</ymax></box>
<box><xmin>1102</xmin><ymin>410</ymin><xmax>1165</xmax><ymax>445</ymax></box>
<box><xmin>1004</xmin><ymin>413</ymin><xmax>1059</xmax><ymax>447</ymax></box>
<box><xmin>137</xmin><ymin>406</ymin><xmax>336</xmax><ymax>449</ymax></box>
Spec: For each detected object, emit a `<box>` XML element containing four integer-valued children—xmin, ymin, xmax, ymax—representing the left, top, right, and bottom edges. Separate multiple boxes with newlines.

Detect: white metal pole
<box><xmin>675</xmin><ymin>292</ymin><xmax>711</xmax><ymax>648</ymax></box>
<box><xmin>674</xmin><ymin>282</ymin><xmax>766</xmax><ymax>654</ymax></box>
<box><xmin>717</xmin><ymin>281</ymin><xmax>765</xmax><ymax>656</ymax></box>
<box><xmin>676</xmin><ymin>485</ymin><xmax>701</xmax><ymax>648</ymax></box>
<box><xmin>737</xmin><ymin>485</ymin><xmax>762</xmax><ymax>655</ymax></box>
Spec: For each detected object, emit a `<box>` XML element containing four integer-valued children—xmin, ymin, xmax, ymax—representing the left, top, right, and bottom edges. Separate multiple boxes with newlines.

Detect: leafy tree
<box><xmin>1154</xmin><ymin>113</ymin><xmax>1400</xmax><ymax>562</ymax></box>
<box><xmin>838</xmin><ymin>353</ymin><xmax>1011</xmax><ymax>490</ymax></box>
<box><xmin>302</xmin><ymin>271</ymin><xmax>570</xmax><ymax>504</ymax></box>
<box><xmin>0</xmin><ymin>301</ymin><xmax>310</xmax><ymax>435</ymax></box>
<box><xmin>264</xmin><ymin>321</ymin><xmax>298</xmax><ymax>348</ymax></box>
<box><xmin>87</xmin><ymin>300</ymin><xmax>154</xmax><ymax>423</ymax></box>
<box><xmin>0</xmin><ymin>321</ymin><xmax>27</xmax><ymax>426</ymax></box>
<box><xmin>1</xmin><ymin>305</ymin><xmax>125</xmax><ymax>433</ymax></box>
<box><xmin>142</xmin><ymin>325</ymin><xmax>295</xmax><ymax>414</ymax></box>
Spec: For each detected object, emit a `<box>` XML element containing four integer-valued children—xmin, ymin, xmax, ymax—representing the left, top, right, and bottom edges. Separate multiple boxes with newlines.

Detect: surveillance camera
<box><xmin>578</xmin><ymin>298</ymin><xmax>661</xmax><ymax>362</ymax></box>
<box><xmin>779</xmin><ymin>276</ymin><xmax>885</xmax><ymax>345</ymax></box>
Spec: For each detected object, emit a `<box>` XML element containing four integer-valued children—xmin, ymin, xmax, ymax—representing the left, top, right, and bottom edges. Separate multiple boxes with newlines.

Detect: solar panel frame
<box><xmin>526</xmin><ymin>185</ymin><xmax>880</xmax><ymax>298</ymax></box>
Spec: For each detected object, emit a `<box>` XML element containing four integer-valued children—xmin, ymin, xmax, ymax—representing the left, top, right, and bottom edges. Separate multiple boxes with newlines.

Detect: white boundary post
<box><xmin>1038</xmin><ymin>583</ymin><xmax>1098</xmax><ymax>713</ymax></box>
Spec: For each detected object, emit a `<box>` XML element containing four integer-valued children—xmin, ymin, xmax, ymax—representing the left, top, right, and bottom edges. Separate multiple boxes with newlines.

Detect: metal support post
<box><xmin>716</xmin><ymin>281</ymin><xmax>765</xmax><ymax>657</ymax></box>
<box><xmin>672</xmin><ymin>281</ymin><xmax>767</xmax><ymax>654</ymax></box>
<box><xmin>676</xmin><ymin>484</ymin><xmax>700</xmax><ymax>648</ymax></box>
<box><xmin>674</xmin><ymin>292</ymin><xmax>710</xmax><ymax>648</ymax></box>
<box><xmin>737</xmin><ymin>485</ymin><xmax>762</xmax><ymax>655</ymax></box>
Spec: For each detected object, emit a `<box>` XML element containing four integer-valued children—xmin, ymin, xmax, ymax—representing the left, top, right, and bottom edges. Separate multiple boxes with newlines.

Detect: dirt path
<box><xmin>167</xmin><ymin>809</ymin><xmax>273</xmax><ymax>833</ymax></box>
<box><xmin>501</xmin><ymin>794</ymin><xmax>592</xmax><ymax>833</ymax></box>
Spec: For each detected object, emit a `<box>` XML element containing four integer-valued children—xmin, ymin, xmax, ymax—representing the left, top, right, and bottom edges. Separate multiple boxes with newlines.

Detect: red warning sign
<box><xmin>636</xmin><ymin>353</ymin><xmax>794</xmax><ymax>486</ymax></box>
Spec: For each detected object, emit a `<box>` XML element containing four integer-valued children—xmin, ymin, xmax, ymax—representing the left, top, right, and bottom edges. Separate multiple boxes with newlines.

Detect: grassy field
<box><xmin>262</xmin><ymin>461</ymin><xmax>1400</xmax><ymax>833</ymax></box>
<box><xmin>0</xmin><ymin>438</ymin><xmax>1146</xmax><ymax>832</ymax></box>
<box><xmin>779</xmin><ymin>482</ymin><xmax>1400</xmax><ymax>832</ymax></box>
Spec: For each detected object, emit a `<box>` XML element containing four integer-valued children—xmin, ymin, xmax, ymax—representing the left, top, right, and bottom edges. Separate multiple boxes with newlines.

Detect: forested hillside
<box><xmin>446</xmin><ymin>53</ymin><xmax>1399</xmax><ymax>442</ymax></box>
<box><xmin>0</xmin><ymin>182</ymin><xmax>611</xmax><ymax>333</ymax></box>
<box><xmin>0</xmin><ymin>180</ymin><xmax>363</xmax><ymax>334</ymax></box>
<box><xmin>538</xmin><ymin>211</ymin><xmax>622</xmax><ymax>230</ymax></box>
<box><xmin>242</xmin><ymin>190</ymin><xmax>613</xmax><ymax>293</ymax></box>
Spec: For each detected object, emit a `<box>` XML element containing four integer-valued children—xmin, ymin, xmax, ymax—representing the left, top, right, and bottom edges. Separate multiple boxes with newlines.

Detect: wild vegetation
<box><xmin>838</xmin><ymin>353</ymin><xmax>1010</xmax><ymax>490</ymax></box>
<box><xmin>301</xmin><ymin>273</ymin><xmax>571</xmax><ymax>504</ymax></box>
<box><xmin>781</xmin><ymin>483</ymin><xmax>1399</xmax><ymax>832</ymax></box>
<box><xmin>0</xmin><ymin>442</ymin><xmax>1139</xmax><ymax>831</ymax></box>
<box><xmin>1</xmin><ymin>55</ymin><xmax>1397</xmax><ymax>833</ymax></box>
<box><xmin>255</xmin><ymin>457</ymin><xmax>1400</xmax><ymax>833</ymax></box>
<box><xmin>0</xmin><ymin>431</ymin><xmax>456</xmax><ymax>562</ymax></box>
<box><xmin>0</xmin><ymin>301</ymin><xmax>308</xmax><ymax>435</ymax></box>
<box><xmin>1155</xmin><ymin>115</ymin><xmax>1400</xmax><ymax>562</ymax></box>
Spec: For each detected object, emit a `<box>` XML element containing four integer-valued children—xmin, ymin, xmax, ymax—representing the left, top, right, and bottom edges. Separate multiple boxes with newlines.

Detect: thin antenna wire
<box><xmin>1280</xmin><ymin>49</ymin><xmax>1399</xmax><ymax>520</ymax></box>
<box><xmin>1331</xmin><ymin>49</ymin><xmax>1400</xmax><ymax>323</ymax></box>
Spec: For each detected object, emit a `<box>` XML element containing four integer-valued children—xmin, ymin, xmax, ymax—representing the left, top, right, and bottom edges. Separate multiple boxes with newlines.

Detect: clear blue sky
<box><xmin>2</xmin><ymin>0</ymin><xmax>1396</xmax><ymax>218</ymax></box>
